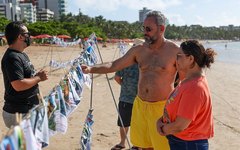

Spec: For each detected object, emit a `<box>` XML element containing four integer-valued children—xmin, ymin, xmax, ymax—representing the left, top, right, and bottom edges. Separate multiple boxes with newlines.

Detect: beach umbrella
<box><xmin>57</xmin><ymin>35</ymin><xmax>71</xmax><ymax>39</ymax></box>
<box><xmin>34</xmin><ymin>34</ymin><xmax>52</xmax><ymax>39</ymax></box>
<box><xmin>96</xmin><ymin>37</ymin><xmax>103</xmax><ymax>41</ymax></box>
<box><xmin>30</xmin><ymin>36</ymin><xmax>36</xmax><ymax>39</ymax></box>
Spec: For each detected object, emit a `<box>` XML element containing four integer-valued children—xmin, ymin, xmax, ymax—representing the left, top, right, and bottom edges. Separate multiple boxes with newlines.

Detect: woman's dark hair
<box><xmin>5</xmin><ymin>21</ymin><xmax>25</xmax><ymax>45</ymax></box>
<box><xmin>180</xmin><ymin>40</ymin><xmax>217</xmax><ymax>68</ymax></box>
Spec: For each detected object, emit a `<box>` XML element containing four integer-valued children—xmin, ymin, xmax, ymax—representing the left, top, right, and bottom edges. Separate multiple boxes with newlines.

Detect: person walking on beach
<box><xmin>1</xmin><ymin>21</ymin><xmax>48</xmax><ymax>128</ymax></box>
<box><xmin>111</xmin><ymin>63</ymin><xmax>139</xmax><ymax>150</ymax></box>
<box><xmin>157</xmin><ymin>40</ymin><xmax>215</xmax><ymax>150</ymax></box>
<box><xmin>81</xmin><ymin>11</ymin><xmax>180</xmax><ymax>150</ymax></box>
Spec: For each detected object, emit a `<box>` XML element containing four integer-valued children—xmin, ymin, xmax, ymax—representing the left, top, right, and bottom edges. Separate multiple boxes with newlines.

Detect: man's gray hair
<box><xmin>146</xmin><ymin>11</ymin><xmax>167</xmax><ymax>26</ymax></box>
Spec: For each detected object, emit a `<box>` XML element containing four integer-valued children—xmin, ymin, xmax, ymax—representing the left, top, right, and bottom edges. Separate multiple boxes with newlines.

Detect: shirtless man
<box><xmin>81</xmin><ymin>11</ymin><xmax>180</xmax><ymax>150</ymax></box>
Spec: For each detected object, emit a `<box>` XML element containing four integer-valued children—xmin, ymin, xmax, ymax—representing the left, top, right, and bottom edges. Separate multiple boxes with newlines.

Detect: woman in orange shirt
<box><xmin>157</xmin><ymin>40</ymin><xmax>216</xmax><ymax>150</ymax></box>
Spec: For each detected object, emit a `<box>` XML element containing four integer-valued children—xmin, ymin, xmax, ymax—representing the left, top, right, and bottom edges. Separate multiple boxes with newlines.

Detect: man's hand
<box><xmin>81</xmin><ymin>64</ymin><xmax>91</xmax><ymax>74</ymax></box>
<box><xmin>35</xmin><ymin>69</ymin><xmax>48</xmax><ymax>81</ymax></box>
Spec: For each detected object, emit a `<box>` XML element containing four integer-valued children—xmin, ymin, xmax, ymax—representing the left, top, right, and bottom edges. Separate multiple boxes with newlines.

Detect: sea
<box><xmin>204</xmin><ymin>41</ymin><xmax>240</xmax><ymax>64</ymax></box>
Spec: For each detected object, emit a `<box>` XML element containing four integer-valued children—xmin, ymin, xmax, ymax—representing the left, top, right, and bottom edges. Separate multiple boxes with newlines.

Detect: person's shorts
<box><xmin>117</xmin><ymin>101</ymin><xmax>133</xmax><ymax>127</ymax></box>
<box><xmin>130</xmin><ymin>96</ymin><xmax>170</xmax><ymax>150</ymax></box>
<box><xmin>2</xmin><ymin>110</ymin><xmax>26</xmax><ymax>128</ymax></box>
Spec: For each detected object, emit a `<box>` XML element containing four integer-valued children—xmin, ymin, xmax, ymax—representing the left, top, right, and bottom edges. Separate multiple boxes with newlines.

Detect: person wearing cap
<box><xmin>1</xmin><ymin>21</ymin><xmax>48</xmax><ymax>128</ymax></box>
<box><xmin>81</xmin><ymin>11</ymin><xmax>180</xmax><ymax>150</ymax></box>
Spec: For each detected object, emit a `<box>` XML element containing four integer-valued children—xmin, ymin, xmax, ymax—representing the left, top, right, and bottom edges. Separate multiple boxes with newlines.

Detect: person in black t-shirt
<box><xmin>1</xmin><ymin>21</ymin><xmax>48</xmax><ymax>128</ymax></box>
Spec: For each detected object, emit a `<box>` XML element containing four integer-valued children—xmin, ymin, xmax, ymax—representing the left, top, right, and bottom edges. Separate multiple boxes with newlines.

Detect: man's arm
<box><xmin>11</xmin><ymin>69</ymin><xmax>48</xmax><ymax>91</ymax></box>
<box><xmin>81</xmin><ymin>47</ymin><xmax>137</xmax><ymax>74</ymax></box>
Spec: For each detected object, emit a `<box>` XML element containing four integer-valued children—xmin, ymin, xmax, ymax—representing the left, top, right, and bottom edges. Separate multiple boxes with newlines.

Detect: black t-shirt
<box><xmin>1</xmin><ymin>48</ymin><xmax>39</xmax><ymax>113</ymax></box>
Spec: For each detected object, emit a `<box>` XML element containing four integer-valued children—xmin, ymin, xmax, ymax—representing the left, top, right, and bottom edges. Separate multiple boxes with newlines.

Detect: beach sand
<box><xmin>0</xmin><ymin>43</ymin><xmax>239</xmax><ymax>150</ymax></box>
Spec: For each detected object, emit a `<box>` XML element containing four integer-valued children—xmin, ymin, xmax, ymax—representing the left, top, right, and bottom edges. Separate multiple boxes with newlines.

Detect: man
<box><xmin>81</xmin><ymin>11</ymin><xmax>180</xmax><ymax>150</ymax></box>
<box><xmin>111</xmin><ymin>63</ymin><xmax>139</xmax><ymax>150</ymax></box>
<box><xmin>1</xmin><ymin>21</ymin><xmax>48</xmax><ymax>128</ymax></box>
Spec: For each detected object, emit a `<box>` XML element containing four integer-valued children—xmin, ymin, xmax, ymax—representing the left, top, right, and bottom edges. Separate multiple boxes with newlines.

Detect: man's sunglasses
<box><xmin>21</xmin><ymin>32</ymin><xmax>31</xmax><ymax>37</ymax></box>
<box><xmin>141</xmin><ymin>26</ymin><xmax>152</xmax><ymax>32</ymax></box>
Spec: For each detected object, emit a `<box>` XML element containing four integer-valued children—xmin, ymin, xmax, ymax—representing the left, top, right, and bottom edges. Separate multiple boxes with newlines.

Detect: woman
<box><xmin>156</xmin><ymin>40</ymin><xmax>216</xmax><ymax>150</ymax></box>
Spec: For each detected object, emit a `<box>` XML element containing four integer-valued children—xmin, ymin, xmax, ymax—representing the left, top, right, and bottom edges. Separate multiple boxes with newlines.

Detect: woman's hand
<box><xmin>156</xmin><ymin>116</ymin><xmax>167</xmax><ymax>136</ymax></box>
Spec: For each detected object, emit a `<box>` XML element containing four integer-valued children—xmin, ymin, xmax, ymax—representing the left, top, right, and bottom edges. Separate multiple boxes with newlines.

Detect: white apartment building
<box><xmin>37</xmin><ymin>8</ymin><xmax>53</xmax><ymax>21</ymax></box>
<box><xmin>0</xmin><ymin>0</ymin><xmax>21</xmax><ymax>21</ymax></box>
<box><xmin>20</xmin><ymin>2</ymin><xmax>36</xmax><ymax>23</ymax></box>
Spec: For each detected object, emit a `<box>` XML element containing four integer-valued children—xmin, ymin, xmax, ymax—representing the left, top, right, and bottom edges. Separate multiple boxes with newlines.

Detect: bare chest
<box><xmin>138</xmin><ymin>51</ymin><xmax>172</xmax><ymax>72</ymax></box>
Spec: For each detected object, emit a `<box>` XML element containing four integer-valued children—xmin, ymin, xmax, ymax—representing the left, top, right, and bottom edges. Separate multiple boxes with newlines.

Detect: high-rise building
<box><xmin>19</xmin><ymin>1</ymin><xmax>37</xmax><ymax>23</ymax></box>
<box><xmin>37</xmin><ymin>0</ymin><xmax>67</xmax><ymax>19</ymax></box>
<box><xmin>0</xmin><ymin>0</ymin><xmax>21</xmax><ymax>21</ymax></box>
<box><xmin>139</xmin><ymin>7</ymin><xmax>151</xmax><ymax>23</ymax></box>
<box><xmin>37</xmin><ymin>7</ymin><xmax>53</xmax><ymax>21</ymax></box>
<box><xmin>0</xmin><ymin>0</ymin><xmax>7</xmax><ymax>3</ymax></box>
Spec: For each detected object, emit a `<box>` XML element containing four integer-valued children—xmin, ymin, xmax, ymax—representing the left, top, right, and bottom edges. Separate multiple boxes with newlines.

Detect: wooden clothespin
<box><xmin>37</xmin><ymin>92</ymin><xmax>46</xmax><ymax>108</ymax></box>
<box><xmin>15</xmin><ymin>112</ymin><xmax>22</xmax><ymax>125</ymax></box>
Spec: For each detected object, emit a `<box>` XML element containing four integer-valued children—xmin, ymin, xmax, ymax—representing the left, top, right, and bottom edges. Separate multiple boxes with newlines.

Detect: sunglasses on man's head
<box><xmin>141</xmin><ymin>26</ymin><xmax>152</xmax><ymax>32</ymax></box>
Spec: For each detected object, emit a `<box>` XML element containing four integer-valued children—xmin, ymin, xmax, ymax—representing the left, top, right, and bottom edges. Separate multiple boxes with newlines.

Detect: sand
<box><xmin>0</xmin><ymin>43</ymin><xmax>239</xmax><ymax>150</ymax></box>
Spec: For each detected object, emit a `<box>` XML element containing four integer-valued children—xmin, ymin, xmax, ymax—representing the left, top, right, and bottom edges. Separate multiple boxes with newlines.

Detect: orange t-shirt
<box><xmin>164</xmin><ymin>76</ymin><xmax>214</xmax><ymax>140</ymax></box>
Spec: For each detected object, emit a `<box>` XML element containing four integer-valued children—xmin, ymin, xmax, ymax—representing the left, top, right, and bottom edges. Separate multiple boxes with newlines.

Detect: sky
<box><xmin>68</xmin><ymin>0</ymin><xmax>240</xmax><ymax>27</ymax></box>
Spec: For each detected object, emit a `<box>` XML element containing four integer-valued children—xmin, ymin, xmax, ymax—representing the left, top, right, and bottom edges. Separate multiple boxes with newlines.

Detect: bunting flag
<box><xmin>80</xmin><ymin>109</ymin><xmax>94</xmax><ymax>150</ymax></box>
<box><xmin>52</xmin><ymin>37</ymin><xmax>82</xmax><ymax>47</ymax></box>
<box><xmin>49</xmin><ymin>40</ymin><xmax>98</xmax><ymax>69</ymax></box>
<box><xmin>118</xmin><ymin>42</ymin><xmax>128</xmax><ymax>56</ymax></box>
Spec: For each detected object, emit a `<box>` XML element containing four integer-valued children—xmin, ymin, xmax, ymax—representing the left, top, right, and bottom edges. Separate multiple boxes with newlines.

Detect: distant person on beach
<box><xmin>157</xmin><ymin>40</ymin><xmax>216</xmax><ymax>150</ymax></box>
<box><xmin>111</xmin><ymin>63</ymin><xmax>139</xmax><ymax>150</ymax></box>
<box><xmin>81</xmin><ymin>11</ymin><xmax>180</xmax><ymax>150</ymax></box>
<box><xmin>1</xmin><ymin>21</ymin><xmax>48</xmax><ymax>128</ymax></box>
<box><xmin>225</xmin><ymin>43</ymin><xmax>227</xmax><ymax>49</ymax></box>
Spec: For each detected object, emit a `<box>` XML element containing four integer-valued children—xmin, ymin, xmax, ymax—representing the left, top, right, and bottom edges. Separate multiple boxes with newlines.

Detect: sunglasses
<box><xmin>21</xmin><ymin>32</ymin><xmax>31</xmax><ymax>37</ymax></box>
<box><xmin>141</xmin><ymin>26</ymin><xmax>152</xmax><ymax>32</ymax></box>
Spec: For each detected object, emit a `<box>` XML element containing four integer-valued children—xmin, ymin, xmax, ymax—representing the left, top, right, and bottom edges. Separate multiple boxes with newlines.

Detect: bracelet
<box><xmin>160</xmin><ymin>125</ymin><xmax>165</xmax><ymax>134</ymax></box>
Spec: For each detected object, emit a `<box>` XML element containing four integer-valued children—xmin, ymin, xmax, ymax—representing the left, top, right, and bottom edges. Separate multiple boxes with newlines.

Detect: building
<box><xmin>0</xmin><ymin>0</ymin><xmax>21</xmax><ymax>21</ymax></box>
<box><xmin>37</xmin><ymin>0</ymin><xmax>67</xmax><ymax>20</ymax></box>
<box><xmin>36</xmin><ymin>7</ymin><xmax>53</xmax><ymax>21</ymax></box>
<box><xmin>139</xmin><ymin>7</ymin><xmax>151</xmax><ymax>23</ymax></box>
<box><xmin>20</xmin><ymin>0</ymin><xmax>37</xmax><ymax>23</ymax></box>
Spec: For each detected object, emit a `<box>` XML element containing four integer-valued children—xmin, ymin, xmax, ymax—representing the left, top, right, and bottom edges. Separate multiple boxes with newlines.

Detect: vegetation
<box><xmin>0</xmin><ymin>11</ymin><xmax>240</xmax><ymax>41</ymax></box>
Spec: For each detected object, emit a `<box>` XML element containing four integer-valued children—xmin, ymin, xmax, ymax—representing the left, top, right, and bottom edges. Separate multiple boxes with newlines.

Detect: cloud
<box><xmin>216</xmin><ymin>12</ymin><xmax>240</xmax><ymax>26</ymax></box>
<box><xmin>167</xmin><ymin>14</ymin><xmax>186</xmax><ymax>25</ymax></box>
<box><xmin>69</xmin><ymin>0</ymin><xmax>182</xmax><ymax>13</ymax></box>
<box><xmin>194</xmin><ymin>15</ymin><xmax>204</xmax><ymax>25</ymax></box>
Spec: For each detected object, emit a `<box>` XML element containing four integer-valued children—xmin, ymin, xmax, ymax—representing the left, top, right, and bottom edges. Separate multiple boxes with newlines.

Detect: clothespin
<box><xmin>37</xmin><ymin>92</ymin><xmax>45</xmax><ymax>108</ymax></box>
<box><xmin>15</xmin><ymin>112</ymin><xmax>21</xmax><ymax>125</ymax></box>
<box><xmin>6</xmin><ymin>126</ymin><xmax>15</xmax><ymax>136</ymax></box>
<box><xmin>37</xmin><ymin>93</ymin><xmax>43</xmax><ymax>105</ymax></box>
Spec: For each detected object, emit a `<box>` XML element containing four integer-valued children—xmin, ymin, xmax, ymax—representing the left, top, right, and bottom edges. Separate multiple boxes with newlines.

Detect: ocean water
<box><xmin>204</xmin><ymin>41</ymin><xmax>240</xmax><ymax>64</ymax></box>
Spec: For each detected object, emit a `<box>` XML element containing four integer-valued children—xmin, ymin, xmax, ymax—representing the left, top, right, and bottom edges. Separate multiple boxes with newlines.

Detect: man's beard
<box><xmin>144</xmin><ymin>35</ymin><xmax>156</xmax><ymax>44</ymax></box>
